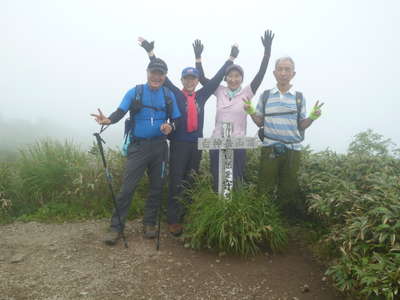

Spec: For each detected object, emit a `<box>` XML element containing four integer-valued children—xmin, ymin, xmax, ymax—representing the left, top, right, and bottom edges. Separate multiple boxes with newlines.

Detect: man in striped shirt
<box><xmin>245</xmin><ymin>56</ymin><xmax>323</xmax><ymax>217</ymax></box>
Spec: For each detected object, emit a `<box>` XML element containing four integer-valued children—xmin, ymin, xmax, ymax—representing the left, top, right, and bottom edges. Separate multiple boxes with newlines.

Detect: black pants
<box><xmin>210</xmin><ymin>149</ymin><xmax>246</xmax><ymax>192</ymax></box>
<box><xmin>167</xmin><ymin>140</ymin><xmax>202</xmax><ymax>224</ymax></box>
<box><xmin>110</xmin><ymin>138</ymin><xmax>167</xmax><ymax>232</ymax></box>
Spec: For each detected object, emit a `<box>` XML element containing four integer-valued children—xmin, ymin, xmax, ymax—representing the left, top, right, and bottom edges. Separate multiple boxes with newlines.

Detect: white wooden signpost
<box><xmin>198</xmin><ymin>122</ymin><xmax>261</xmax><ymax>197</ymax></box>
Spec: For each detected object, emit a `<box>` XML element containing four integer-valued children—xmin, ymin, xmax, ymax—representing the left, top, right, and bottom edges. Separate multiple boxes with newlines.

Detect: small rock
<box><xmin>301</xmin><ymin>284</ymin><xmax>310</xmax><ymax>293</ymax></box>
<box><xmin>80</xmin><ymin>291</ymin><xmax>88</xmax><ymax>296</ymax></box>
<box><xmin>183</xmin><ymin>243</ymin><xmax>190</xmax><ymax>248</ymax></box>
<box><xmin>10</xmin><ymin>254</ymin><xmax>25</xmax><ymax>263</ymax></box>
<box><xmin>321</xmin><ymin>276</ymin><xmax>327</xmax><ymax>282</ymax></box>
<box><xmin>216</xmin><ymin>259</ymin><xmax>221</xmax><ymax>263</ymax></box>
<box><xmin>292</xmin><ymin>297</ymin><xmax>300</xmax><ymax>300</ymax></box>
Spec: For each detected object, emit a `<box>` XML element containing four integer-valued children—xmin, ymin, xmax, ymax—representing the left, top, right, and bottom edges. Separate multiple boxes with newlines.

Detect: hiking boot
<box><xmin>143</xmin><ymin>225</ymin><xmax>157</xmax><ymax>239</ymax></box>
<box><xmin>168</xmin><ymin>224</ymin><xmax>183</xmax><ymax>237</ymax></box>
<box><xmin>103</xmin><ymin>230</ymin><xmax>121</xmax><ymax>246</ymax></box>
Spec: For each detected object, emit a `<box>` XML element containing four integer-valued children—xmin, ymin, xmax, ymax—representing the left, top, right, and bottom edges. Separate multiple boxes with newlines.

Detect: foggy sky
<box><xmin>1</xmin><ymin>0</ymin><xmax>399</xmax><ymax>153</ymax></box>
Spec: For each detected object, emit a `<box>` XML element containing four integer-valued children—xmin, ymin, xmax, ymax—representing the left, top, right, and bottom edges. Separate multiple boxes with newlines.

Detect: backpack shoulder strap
<box><xmin>261</xmin><ymin>89</ymin><xmax>270</xmax><ymax>117</ymax></box>
<box><xmin>162</xmin><ymin>86</ymin><xmax>172</xmax><ymax>103</ymax></box>
<box><xmin>295</xmin><ymin>91</ymin><xmax>305</xmax><ymax>139</ymax></box>
<box><xmin>125</xmin><ymin>85</ymin><xmax>144</xmax><ymax>138</ymax></box>
<box><xmin>135</xmin><ymin>84</ymin><xmax>143</xmax><ymax>101</ymax></box>
<box><xmin>129</xmin><ymin>84</ymin><xmax>144</xmax><ymax>118</ymax></box>
<box><xmin>162</xmin><ymin>86</ymin><xmax>173</xmax><ymax>120</ymax></box>
<box><xmin>295</xmin><ymin>91</ymin><xmax>303</xmax><ymax>112</ymax></box>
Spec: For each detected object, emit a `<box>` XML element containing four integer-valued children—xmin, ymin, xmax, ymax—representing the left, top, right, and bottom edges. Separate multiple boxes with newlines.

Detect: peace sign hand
<box><xmin>90</xmin><ymin>109</ymin><xmax>111</xmax><ymax>125</ymax></box>
<box><xmin>243</xmin><ymin>98</ymin><xmax>256</xmax><ymax>115</ymax></box>
<box><xmin>309</xmin><ymin>101</ymin><xmax>324</xmax><ymax>121</ymax></box>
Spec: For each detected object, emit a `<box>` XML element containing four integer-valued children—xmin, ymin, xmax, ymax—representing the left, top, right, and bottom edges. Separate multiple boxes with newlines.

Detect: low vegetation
<box><xmin>1</xmin><ymin>129</ymin><xmax>399</xmax><ymax>298</ymax></box>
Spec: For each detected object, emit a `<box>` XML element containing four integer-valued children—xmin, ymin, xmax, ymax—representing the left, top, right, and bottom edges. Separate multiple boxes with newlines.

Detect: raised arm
<box><xmin>138</xmin><ymin>37</ymin><xmax>181</xmax><ymax>95</ymax></box>
<box><xmin>194</xmin><ymin>40</ymin><xmax>239</xmax><ymax>88</ymax></box>
<box><xmin>198</xmin><ymin>43</ymin><xmax>239</xmax><ymax>100</ymax></box>
<box><xmin>250</xmin><ymin>30</ymin><xmax>274</xmax><ymax>94</ymax></box>
<box><xmin>193</xmin><ymin>39</ymin><xmax>210</xmax><ymax>86</ymax></box>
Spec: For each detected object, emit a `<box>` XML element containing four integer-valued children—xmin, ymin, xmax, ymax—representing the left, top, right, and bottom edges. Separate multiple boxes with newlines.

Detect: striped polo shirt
<box><xmin>255</xmin><ymin>86</ymin><xmax>306</xmax><ymax>151</ymax></box>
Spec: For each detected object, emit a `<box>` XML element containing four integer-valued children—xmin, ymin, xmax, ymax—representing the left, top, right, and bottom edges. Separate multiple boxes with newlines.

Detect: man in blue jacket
<box><xmin>139</xmin><ymin>38</ymin><xmax>238</xmax><ymax>236</ymax></box>
<box><xmin>91</xmin><ymin>58</ymin><xmax>181</xmax><ymax>245</ymax></box>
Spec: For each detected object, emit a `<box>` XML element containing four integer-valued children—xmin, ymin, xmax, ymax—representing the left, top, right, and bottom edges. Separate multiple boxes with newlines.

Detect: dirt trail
<box><xmin>0</xmin><ymin>220</ymin><xmax>341</xmax><ymax>300</ymax></box>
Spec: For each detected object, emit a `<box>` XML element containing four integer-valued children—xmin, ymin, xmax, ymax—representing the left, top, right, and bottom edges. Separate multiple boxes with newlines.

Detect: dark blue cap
<box><xmin>181</xmin><ymin>67</ymin><xmax>199</xmax><ymax>78</ymax></box>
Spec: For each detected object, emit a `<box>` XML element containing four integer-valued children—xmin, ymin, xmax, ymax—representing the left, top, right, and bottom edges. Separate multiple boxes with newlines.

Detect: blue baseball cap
<box><xmin>181</xmin><ymin>67</ymin><xmax>199</xmax><ymax>78</ymax></box>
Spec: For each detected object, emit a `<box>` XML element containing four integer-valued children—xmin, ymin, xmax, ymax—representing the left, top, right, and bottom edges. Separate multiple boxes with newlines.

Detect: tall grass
<box><xmin>0</xmin><ymin>139</ymin><xmax>147</xmax><ymax>222</ymax></box>
<box><xmin>183</xmin><ymin>175</ymin><xmax>288</xmax><ymax>256</ymax></box>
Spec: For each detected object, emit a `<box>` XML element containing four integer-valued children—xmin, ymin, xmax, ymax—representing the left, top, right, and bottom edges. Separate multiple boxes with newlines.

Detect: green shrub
<box><xmin>299</xmin><ymin>130</ymin><xmax>400</xmax><ymax>299</ymax></box>
<box><xmin>183</xmin><ymin>175</ymin><xmax>288</xmax><ymax>256</ymax></box>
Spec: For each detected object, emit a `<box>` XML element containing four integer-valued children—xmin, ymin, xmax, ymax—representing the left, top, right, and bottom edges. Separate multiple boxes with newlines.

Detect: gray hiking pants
<box><xmin>110</xmin><ymin>137</ymin><xmax>167</xmax><ymax>232</ymax></box>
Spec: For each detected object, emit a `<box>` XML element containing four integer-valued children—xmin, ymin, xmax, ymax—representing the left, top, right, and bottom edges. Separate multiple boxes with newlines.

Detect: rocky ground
<box><xmin>0</xmin><ymin>220</ymin><xmax>342</xmax><ymax>300</ymax></box>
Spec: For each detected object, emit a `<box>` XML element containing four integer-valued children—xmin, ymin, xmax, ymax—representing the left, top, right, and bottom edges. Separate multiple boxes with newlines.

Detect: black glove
<box><xmin>140</xmin><ymin>39</ymin><xmax>154</xmax><ymax>53</ymax></box>
<box><xmin>261</xmin><ymin>30</ymin><xmax>274</xmax><ymax>56</ymax></box>
<box><xmin>193</xmin><ymin>39</ymin><xmax>204</xmax><ymax>59</ymax></box>
<box><xmin>230</xmin><ymin>44</ymin><xmax>239</xmax><ymax>58</ymax></box>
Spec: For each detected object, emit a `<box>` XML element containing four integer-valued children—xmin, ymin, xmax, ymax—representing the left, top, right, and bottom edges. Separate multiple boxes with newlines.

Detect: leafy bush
<box><xmin>300</xmin><ymin>130</ymin><xmax>400</xmax><ymax>299</ymax></box>
<box><xmin>183</xmin><ymin>175</ymin><xmax>288</xmax><ymax>256</ymax></box>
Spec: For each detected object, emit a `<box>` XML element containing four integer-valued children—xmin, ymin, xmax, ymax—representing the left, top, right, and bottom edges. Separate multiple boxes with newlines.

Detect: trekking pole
<box><xmin>156</xmin><ymin>161</ymin><xmax>165</xmax><ymax>251</ymax></box>
<box><xmin>156</xmin><ymin>159</ymin><xmax>166</xmax><ymax>251</ymax></box>
<box><xmin>93</xmin><ymin>126</ymin><xmax>128</xmax><ymax>248</ymax></box>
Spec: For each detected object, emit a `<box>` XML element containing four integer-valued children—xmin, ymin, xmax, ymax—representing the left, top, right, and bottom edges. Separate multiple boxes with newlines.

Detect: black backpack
<box><xmin>257</xmin><ymin>89</ymin><xmax>304</xmax><ymax>144</ymax></box>
<box><xmin>124</xmin><ymin>84</ymin><xmax>173</xmax><ymax>138</ymax></box>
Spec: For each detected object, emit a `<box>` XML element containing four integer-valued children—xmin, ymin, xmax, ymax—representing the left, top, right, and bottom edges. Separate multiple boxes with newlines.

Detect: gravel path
<box><xmin>0</xmin><ymin>220</ymin><xmax>341</xmax><ymax>300</ymax></box>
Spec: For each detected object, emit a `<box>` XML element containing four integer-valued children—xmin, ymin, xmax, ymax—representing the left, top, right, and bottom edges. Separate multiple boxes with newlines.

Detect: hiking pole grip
<box><xmin>93</xmin><ymin>131</ymin><xmax>128</xmax><ymax>248</ymax></box>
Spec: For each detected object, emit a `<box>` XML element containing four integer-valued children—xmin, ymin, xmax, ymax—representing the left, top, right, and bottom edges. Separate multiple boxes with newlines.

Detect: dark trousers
<box><xmin>210</xmin><ymin>149</ymin><xmax>246</xmax><ymax>192</ymax></box>
<box><xmin>110</xmin><ymin>138</ymin><xmax>167</xmax><ymax>232</ymax></box>
<box><xmin>167</xmin><ymin>140</ymin><xmax>202</xmax><ymax>224</ymax></box>
<box><xmin>257</xmin><ymin>146</ymin><xmax>302</xmax><ymax>216</ymax></box>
